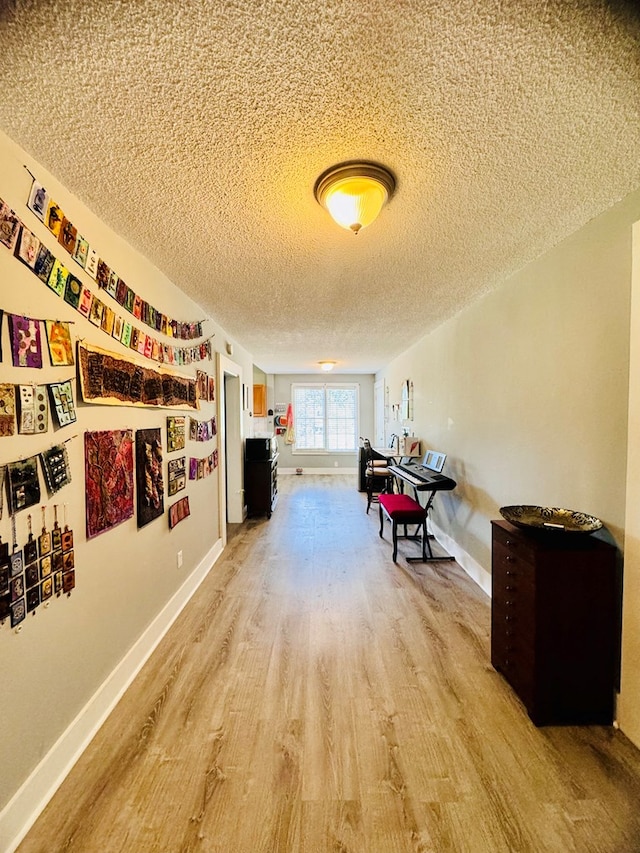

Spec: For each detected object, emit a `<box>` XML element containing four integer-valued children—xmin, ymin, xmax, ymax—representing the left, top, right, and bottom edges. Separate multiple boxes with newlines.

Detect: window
<box><xmin>292</xmin><ymin>383</ymin><xmax>359</xmax><ymax>453</ymax></box>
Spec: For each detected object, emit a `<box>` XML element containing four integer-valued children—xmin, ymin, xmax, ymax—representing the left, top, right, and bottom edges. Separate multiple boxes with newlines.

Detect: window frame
<box><xmin>291</xmin><ymin>382</ymin><xmax>360</xmax><ymax>455</ymax></box>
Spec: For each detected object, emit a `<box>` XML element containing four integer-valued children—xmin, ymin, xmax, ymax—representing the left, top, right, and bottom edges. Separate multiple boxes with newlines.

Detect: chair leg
<box><xmin>379</xmin><ymin>502</ymin><xmax>384</xmax><ymax>537</ymax></box>
<box><xmin>422</xmin><ymin>516</ymin><xmax>429</xmax><ymax>561</ymax></box>
<box><xmin>366</xmin><ymin>480</ymin><xmax>372</xmax><ymax>513</ymax></box>
<box><xmin>392</xmin><ymin>520</ymin><xmax>398</xmax><ymax>562</ymax></box>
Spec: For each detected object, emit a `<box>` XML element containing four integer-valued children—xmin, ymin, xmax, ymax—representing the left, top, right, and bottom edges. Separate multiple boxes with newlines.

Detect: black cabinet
<box><xmin>245</xmin><ymin>453</ymin><xmax>278</xmax><ymax>518</ymax></box>
<box><xmin>491</xmin><ymin>520</ymin><xmax>618</xmax><ymax>726</ymax></box>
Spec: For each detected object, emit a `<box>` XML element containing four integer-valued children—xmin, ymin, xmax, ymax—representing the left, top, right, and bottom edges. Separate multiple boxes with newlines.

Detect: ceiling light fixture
<box><xmin>319</xmin><ymin>361</ymin><xmax>336</xmax><ymax>372</ymax></box>
<box><xmin>314</xmin><ymin>161</ymin><xmax>396</xmax><ymax>235</ymax></box>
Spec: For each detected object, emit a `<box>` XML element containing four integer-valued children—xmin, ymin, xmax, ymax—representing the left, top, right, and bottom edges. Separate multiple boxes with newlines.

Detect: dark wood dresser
<box><xmin>491</xmin><ymin>519</ymin><xmax>618</xmax><ymax>726</ymax></box>
<box><xmin>245</xmin><ymin>453</ymin><xmax>278</xmax><ymax>518</ymax></box>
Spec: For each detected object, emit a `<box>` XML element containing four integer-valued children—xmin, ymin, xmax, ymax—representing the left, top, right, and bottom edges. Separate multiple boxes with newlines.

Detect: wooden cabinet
<box><xmin>491</xmin><ymin>520</ymin><xmax>618</xmax><ymax>726</ymax></box>
<box><xmin>245</xmin><ymin>454</ymin><xmax>278</xmax><ymax>518</ymax></box>
<box><xmin>253</xmin><ymin>384</ymin><xmax>266</xmax><ymax>417</ymax></box>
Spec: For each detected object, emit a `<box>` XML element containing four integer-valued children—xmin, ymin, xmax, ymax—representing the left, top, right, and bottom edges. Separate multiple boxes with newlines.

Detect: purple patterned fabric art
<box><xmin>9</xmin><ymin>314</ymin><xmax>43</xmax><ymax>368</ymax></box>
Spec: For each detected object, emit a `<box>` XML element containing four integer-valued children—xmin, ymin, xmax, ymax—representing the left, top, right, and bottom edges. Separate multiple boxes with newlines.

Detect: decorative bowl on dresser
<box><xmin>491</xmin><ymin>518</ymin><xmax>618</xmax><ymax>726</ymax></box>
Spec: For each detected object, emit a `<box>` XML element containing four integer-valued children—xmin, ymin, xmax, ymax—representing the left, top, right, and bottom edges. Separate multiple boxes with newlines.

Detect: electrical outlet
<box><xmin>177</xmin><ymin>550</ymin><xmax>183</xmax><ymax>569</ymax></box>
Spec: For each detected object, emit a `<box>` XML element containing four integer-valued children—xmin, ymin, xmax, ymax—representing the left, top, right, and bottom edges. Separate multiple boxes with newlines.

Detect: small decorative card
<box><xmin>41</xmin><ymin>576</ymin><xmax>53</xmax><ymax>601</ymax></box>
<box><xmin>88</xmin><ymin>297</ymin><xmax>105</xmax><ymax>326</ymax></box>
<box><xmin>10</xmin><ymin>597</ymin><xmax>26</xmax><ymax>628</ymax></box>
<box><xmin>9</xmin><ymin>314</ymin><xmax>42</xmax><ymax>368</ymax></box>
<box><xmin>0</xmin><ymin>202</ymin><xmax>21</xmax><ymax>251</ymax></box>
<box><xmin>8</xmin><ymin>456</ymin><xmax>41</xmax><ymax>513</ymax></box>
<box><xmin>45</xmin><ymin>320</ymin><xmax>74</xmax><ymax>366</ymax></box>
<box><xmin>168</xmin><ymin>456</ymin><xmax>186</xmax><ymax>496</ymax></box>
<box><xmin>62</xmin><ymin>569</ymin><xmax>75</xmax><ymax>594</ymax></box>
<box><xmin>27</xmin><ymin>182</ymin><xmax>49</xmax><ymax>220</ymax></box>
<box><xmin>26</xmin><ymin>584</ymin><xmax>40</xmax><ymax>613</ymax></box>
<box><xmin>169</xmin><ymin>496</ymin><xmax>190</xmax><ymax>529</ymax></box>
<box><xmin>17</xmin><ymin>385</ymin><xmax>48</xmax><ymax>434</ymax></box>
<box><xmin>48</xmin><ymin>259</ymin><xmax>69</xmax><ymax>297</ymax></box>
<box><xmin>10</xmin><ymin>550</ymin><xmax>23</xmax><ymax>578</ymax></box>
<box><xmin>40</xmin><ymin>444</ymin><xmax>71</xmax><ymax>494</ymax></box>
<box><xmin>96</xmin><ymin>259</ymin><xmax>110</xmax><ymax>290</ymax></box>
<box><xmin>166</xmin><ymin>416</ymin><xmax>186</xmax><ymax>451</ymax></box>
<box><xmin>34</xmin><ymin>245</ymin><xmax>56</xmax><ymax>284</ymax></box>
<box><xmin>16</xmin><ymin>227</ymin><xmax>41</xmax><ymax>269</ymax></box>
<box><xmin>25</xmin><ymin>563</ymin><xmax>39</xmax><ymax>589</ymax></box>
<box><xmin>48</xmin><ymin>380</ymin><xmax>76</xmax><ymax>427</ymax></box>
<box><xmin>78</xmin><ymin>286</ymin><xmax>94</xmax><ymax>318</ymax></box>
<box><xmin>112</xmin><ymin>315</ymin><xmax>123</xmax><ymax>341</ymax></box>
<box><xmin>40</xmin><ymin>555</ymin><xmax>52</xmax><ymax>578</ymax></box>
<box><xmin>73</xmin><ymin>236</ymin><xmax>89</xmax><ymax>267</ymax></box>
<box><xmin>116</xmin><ymin>279</ymin><xmax>128</xmax><ymax>305</ymax></box>
<box><xmin>58</xmin><ymin>217</ymin><xmax>77</xmax><ymax>254</ymax></box>
<box><xmin>101</xmin><ymin>307</ymin><xmax>115</xmax><ymax>336</ymax></box>
<box><xmin>106</xmin><ymin>271</ymin><xmax>119</xmax><ymax>298</ymax></box>
<box><xmin>0</xmin><ymin>384</ymin><xmax>16</xmax><ymax>437</ymax></box>
<box><xmin>45</xmin><ymin>200</ymin><xmax>63</xmax><ymax>237</ymax></box>
<box><xmin>85</xmin><ymin>248</ymin><xmax>98</xmax><ymax>278</ymax></box>
<box><xmin>63</xmin><ymin>274</ymin><xmax>82</xmax><ymax>309</ymax></box>
<box><xmin>10</xmin><ymin>574</ymin><xmax>24</xmax><ymax>602</ymax></box>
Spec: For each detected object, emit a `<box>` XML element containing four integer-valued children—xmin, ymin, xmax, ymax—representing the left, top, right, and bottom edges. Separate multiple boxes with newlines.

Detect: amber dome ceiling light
<box><xmin>314</xmin><ymin>161</ymin><xmax>396</xmax><ymax>235</ymax></box>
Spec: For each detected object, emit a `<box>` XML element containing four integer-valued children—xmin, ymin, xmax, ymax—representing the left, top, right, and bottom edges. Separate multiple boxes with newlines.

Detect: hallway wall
<box><xmin>0</xmin><ymin>130</ymin><xmax>253</xmax><ymax>830</ymax></box>
<box><xmin>377</xmin><ymin>186</ymin><xmax>640</xmax><ymax>741</ymax></box>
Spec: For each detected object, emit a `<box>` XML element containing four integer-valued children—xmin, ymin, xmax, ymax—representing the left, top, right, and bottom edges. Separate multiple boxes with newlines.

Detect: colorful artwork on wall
<box><xmin>0</xmin><ymin>202</ymin><xmax>20</xmax><ymax>251</ymax></box>
<box><xmin>135</xmin><ymin>428</ymin><xmax>164</xmax><ymax>528</ymax></box>
<box><xmin>7</xmin><ymin>456</ymin><xmax>41</xmax><ymax>513</ymax></box>
<box><xmin>27</xmin><ymin>181</ymin><xmax>49</xmax><ymax>221</ymax></box>
<box><xmin>17</xmin><ymin>385</ymin><xmax>48</xmax><ymax>434</ymax></box>
<box><xmin>48</xmin><ymin>380</ymin><xmax>76</xmax><ymax>427</ymax></box>
<box><xmin>84</xmin><ymin>430</ymin><xmax>134</xmax><ymax>539</ymax></box>
<box><xmin>16</xmin><ymin>227</ymin><xmax>40</xmax><ymax>269</ymax></box>
<box><xmin>78</xmin><ymin>342</ymin><xmax>198</xmax><ymax>410</ymax></box>
<box><xmin>45</xmin><ymin>320</ymin><xmax>74</xmax><ymax>366</ymax></box>
<box><xmin>8</xmin><ymin>314</ymin><xmax>43</xmax><ymax>368</ymax></box>
<box><xmin>169</xmin><ymin>496</ymin><xmax>190</xmax><ymax>529</ymax></box>
<box><xmin>166</xmin><ymin>416</ymin><xmax>186</xmax><ymax>451</ymax></box>
<box><xmin>40</xmin><ymin>444</ymin><xmax>72</xmax><ymax>495</ymax></box>
<box><xmin>168</xmin><ymin>456</ymin><xmax>186</xmax><ymax>496</ymax></box>
<box><xmin>0</xmin><ymin>384</ymin><xmax>15</xmax><ymax>436</ymax></box>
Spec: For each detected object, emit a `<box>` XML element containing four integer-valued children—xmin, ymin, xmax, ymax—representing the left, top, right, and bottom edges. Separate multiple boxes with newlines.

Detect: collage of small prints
<box><xmin>0</xmin><ymin>174</ymin><xmax>219</xmax><ymax>633</ymax></box>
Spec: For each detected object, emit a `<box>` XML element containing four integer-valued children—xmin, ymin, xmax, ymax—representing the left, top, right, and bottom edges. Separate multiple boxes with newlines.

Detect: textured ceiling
<box><xmin>1</xmin><ymin>0</ymin><xmax>639</xmax><ymax>374</ymax></box>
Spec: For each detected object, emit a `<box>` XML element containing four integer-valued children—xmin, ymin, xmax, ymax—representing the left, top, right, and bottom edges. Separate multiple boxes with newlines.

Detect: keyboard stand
<box><xmin>389</xmin><ymin>470</ymin><xmax>456</xmax><ymax>564</ymax></box>
<box><xmin>405</xmin><ymin>489</ymin><xmax>455</xmax><ymax>563</ymax></box>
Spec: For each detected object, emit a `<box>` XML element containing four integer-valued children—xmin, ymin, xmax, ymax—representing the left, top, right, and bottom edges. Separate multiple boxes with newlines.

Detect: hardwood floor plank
<box><xmin>17</xmin><ymin>474</ymin><xmax>640</xmax><ymax>853</ymax></box>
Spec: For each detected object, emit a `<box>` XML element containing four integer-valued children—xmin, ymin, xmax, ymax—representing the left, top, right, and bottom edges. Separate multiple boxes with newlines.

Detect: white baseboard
<box><xmin>279</xmin><ymin>467</ymin><xmax>358</xmax><ymax>475</ymax></box>
<box><xmin>430</xmin><ymin>521</ymin><xmax>492</xmax><ymax>597</ymax></box>
<box><xmin>0</xmin><ymin>538</ymin><xmax>224</xmax><ymax>853</ymax></box>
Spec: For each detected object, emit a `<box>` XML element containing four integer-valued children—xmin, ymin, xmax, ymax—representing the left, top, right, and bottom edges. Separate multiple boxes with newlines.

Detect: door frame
<box><xmin>217</xmin><ymin>352</ymin><xmax>244</xmax><ymax>544</ymax></box>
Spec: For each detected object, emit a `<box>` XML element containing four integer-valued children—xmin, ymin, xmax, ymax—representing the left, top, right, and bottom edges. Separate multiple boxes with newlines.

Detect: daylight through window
<box><xmin>292</xmin><ymin>384</ymin><xmax>359</xmax><ymax>453</ymax></box>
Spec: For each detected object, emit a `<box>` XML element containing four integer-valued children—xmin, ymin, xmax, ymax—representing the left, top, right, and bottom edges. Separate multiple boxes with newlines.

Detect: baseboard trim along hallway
<box><xmin>0</xmin><ymin>538</ymin><xmax>224</xmax><ymax>853</ymax></box>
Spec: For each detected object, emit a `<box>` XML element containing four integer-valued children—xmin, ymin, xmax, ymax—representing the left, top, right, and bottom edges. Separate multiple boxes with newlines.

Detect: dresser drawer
<box><xmin>492</xmin><ymin>522</ymin><xmax>537</xmax><ymax>562</ymax></box>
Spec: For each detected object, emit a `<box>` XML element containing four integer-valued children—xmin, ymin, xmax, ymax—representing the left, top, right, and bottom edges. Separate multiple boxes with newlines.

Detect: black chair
<box><xmin>363</xmin><ymin>439</ymin><xmax>395</xmax><ymax>513</ymax></box>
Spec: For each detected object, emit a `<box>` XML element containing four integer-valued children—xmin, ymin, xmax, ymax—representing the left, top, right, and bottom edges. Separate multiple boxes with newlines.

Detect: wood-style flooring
<box><xmin>18</xmin><ymin>475</ymin><xmax>640</xmax><ymax>852</ymax></box>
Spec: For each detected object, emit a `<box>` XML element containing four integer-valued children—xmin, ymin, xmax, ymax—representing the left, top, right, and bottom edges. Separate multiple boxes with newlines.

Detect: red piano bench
<box><xmin>378</xmin><ymin>493</ymin><xmax>428</xmax><ymax>563</ymax></box>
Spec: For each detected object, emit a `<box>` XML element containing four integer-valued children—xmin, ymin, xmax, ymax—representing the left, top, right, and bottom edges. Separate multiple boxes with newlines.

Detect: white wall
<box><xmin>377</xmin><ymin>187</ymin><xmax>640</xmax><ymax>736</ymax></box>
<box><xmin>0</xmin><ymin>129</ymin><xmax>254</xmax><ymax>840</ymax></box>
<box><xmin>273</xmin><ymin>373</ymin><xmax>374</xmax><ymax>471</ymax></box>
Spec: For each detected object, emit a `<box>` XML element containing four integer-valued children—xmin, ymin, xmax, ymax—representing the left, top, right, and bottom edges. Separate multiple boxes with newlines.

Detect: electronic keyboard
<box><xmin>388</xmin><ymin>464</ymin><xmax>456</xmax><ymax>492</ymax></box>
